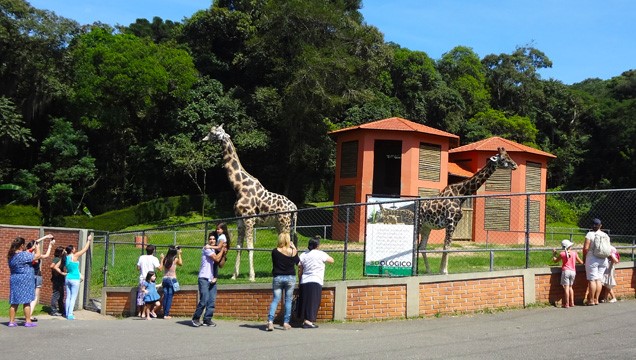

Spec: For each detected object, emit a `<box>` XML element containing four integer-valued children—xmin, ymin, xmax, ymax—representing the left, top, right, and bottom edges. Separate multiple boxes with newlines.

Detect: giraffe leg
<box><xmin>232</xmin><ymin>219</ymin><xmax>245</xmax><ymax>280</ymax></box>
<box><xmin>244</xmin><ymin>218</ymin><xmax>256</xmax><ymax>282</ymax></box>
<box><xmin>418</xmin><ymin>227</ymin><xmax>432</xmax><ymax>274</ymax></box>
<box><xmin>439</xmin><ymin>225</ymin><xmax>455</xmax><ymax>275</ymax></box>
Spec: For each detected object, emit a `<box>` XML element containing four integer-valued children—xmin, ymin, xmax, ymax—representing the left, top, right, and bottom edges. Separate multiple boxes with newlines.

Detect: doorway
<box><xmin>372</xmin><ymin>140</ymin><xmax>402</xmax><ymax>196</ymax></box>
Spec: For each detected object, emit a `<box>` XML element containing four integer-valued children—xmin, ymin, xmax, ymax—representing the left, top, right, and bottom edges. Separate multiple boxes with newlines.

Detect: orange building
<box><xmin>329</xmin><ymin>117</ymin><xmax>556</xmax><ymax>244</ymax></box>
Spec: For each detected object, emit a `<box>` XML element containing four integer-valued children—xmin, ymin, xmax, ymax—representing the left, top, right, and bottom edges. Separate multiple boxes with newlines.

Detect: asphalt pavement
<box><xmin>2</xmin><ymin>299</ymin><xmax>635</xmax><ymax>359</ymax></box>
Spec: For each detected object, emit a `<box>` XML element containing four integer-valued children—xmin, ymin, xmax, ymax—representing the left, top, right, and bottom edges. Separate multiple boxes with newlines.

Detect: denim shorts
<box><xmin>35</xmin><ymin>275</ymin><xmax>43</xmax><ymax>288</ymax></box>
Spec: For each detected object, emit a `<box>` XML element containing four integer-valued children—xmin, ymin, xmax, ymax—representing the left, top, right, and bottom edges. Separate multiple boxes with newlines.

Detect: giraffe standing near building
<box><xmin>418</xmin><ymin>147</ymin><xmax>517</xmax><ymax>274</ymax></box>
<box><xmin>203</xmin><ymin>124</ymin><xmax>297</xmax><ymax>281</ymax></box>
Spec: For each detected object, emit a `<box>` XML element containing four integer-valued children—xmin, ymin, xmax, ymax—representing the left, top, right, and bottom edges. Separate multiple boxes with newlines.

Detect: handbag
<box><xmin>172</xmin><ymin>278</ymin><xmax>180</xmax><ymax>292</ymax></box>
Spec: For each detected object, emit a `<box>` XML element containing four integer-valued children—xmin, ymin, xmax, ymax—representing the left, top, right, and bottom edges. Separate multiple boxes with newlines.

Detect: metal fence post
<box><xmin>525</xmin><ymin>195</ymin><xmax>531</xmax><ymax>269</ymax></box>
<box><xmin>103</xmin><ymin>232</ymin><xmax>110</xmax><ymax>288</ymax></box>
<box><xmin>343</xmin><ymin>206</ymin><xmax>350</xmax><ymax>281</ymax></box>
<box><xmin>412</xmin><ymin>199</ymin><xmax>420</xmax><ymax>276</ymax></box>
<box><xmin>490</xmin><ymin>250</ymin><xmax>494</xmax><ymax>271</ymax></box>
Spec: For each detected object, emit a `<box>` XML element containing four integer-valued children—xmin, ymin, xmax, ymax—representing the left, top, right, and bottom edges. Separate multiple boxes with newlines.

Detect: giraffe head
<box><xmin>489</xmin><ymin>147</ymin><xmax>518</xmax><ymax>170</ymax></box>
<box><xmin>203</xmin><ymin>124</ymin><xmax>230</xmax><ymax>142</ymax></box>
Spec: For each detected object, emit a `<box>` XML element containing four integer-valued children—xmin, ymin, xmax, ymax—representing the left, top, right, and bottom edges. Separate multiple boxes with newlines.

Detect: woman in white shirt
<box><xmin>298</xmin><ymin>236</ymin><xmax>334</xmax><ymax>329</ymax></box>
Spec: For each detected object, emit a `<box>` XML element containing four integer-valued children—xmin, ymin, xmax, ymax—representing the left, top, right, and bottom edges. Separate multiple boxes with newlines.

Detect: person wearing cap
<box><xmin>552</xmin><ymin>239</ymin><xmax>583</xmax><ymax>308</ymax></box>
<box><xmin>583</xmin><ymin>218</ymin><xmax>609</xmax><ymax>305</ymax></box>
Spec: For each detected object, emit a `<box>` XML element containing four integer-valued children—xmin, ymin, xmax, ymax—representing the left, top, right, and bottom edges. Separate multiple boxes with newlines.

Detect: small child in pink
<box><xmin>602</xmin><ymin>246</ymin><xmax>620</xmax><ymax>303</ymax></box>
<box><xmin>552</xmin><ymin>239</ymin><xmax>583</xmax><ymax>308</ymax></box>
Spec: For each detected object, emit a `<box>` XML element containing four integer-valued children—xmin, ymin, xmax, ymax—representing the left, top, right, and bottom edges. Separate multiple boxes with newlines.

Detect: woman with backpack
<box><xmin>583</xmin><ymin>218</ymin><xmax>610</xmax><ymax>306</ymax></box>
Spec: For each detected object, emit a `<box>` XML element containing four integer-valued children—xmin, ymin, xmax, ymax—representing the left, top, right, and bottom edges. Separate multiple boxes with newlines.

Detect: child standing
<box><xmin>602</xmin><ymin>246</ymin><xmax>620</xmax><ymax>303</ymax></box>
<box><xmin>552</xmin><ymin>239</ymin><xmax>583</xmax><ymax>308</ymax></box>
<box><xmin>141</xmin><ymin>271</ymin><xmax>161</xmax><ymax>320</ymax></box>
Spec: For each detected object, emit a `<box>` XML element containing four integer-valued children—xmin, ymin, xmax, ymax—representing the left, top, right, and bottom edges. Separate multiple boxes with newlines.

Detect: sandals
<box><xmin>302</xmin><ymin>322</ymin><xmax>318</xmax><ymax>329</ymax></box>
<box><xmin>7</xmin><ymin>322</ymin><xmax>17</xmax><ymax>327</ymax></box>
<box><xmin>25</xmin><ymin>322</ymin><xmax>38</xmax><ymax>327</ymax></box>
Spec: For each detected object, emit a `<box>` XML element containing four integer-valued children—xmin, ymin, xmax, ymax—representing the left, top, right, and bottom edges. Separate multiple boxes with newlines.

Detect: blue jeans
<box><xmin>65</xmin><ymin>279</ymin><xmax>80</xmax><ymax>318</ymax></box>
<box><xmin>268</xmin><ymin>275</ymin><xmax>296</xmax><ymax>324</ymax></box>
<box><xmin>192</xmin><ymin>278</ymin><xmax>217</xmax><ymax>323</ymax></box>
<box><xmin>162</xmin><ymin>278</ymin><xmax>176</xmax><ymax>316</ymax></box>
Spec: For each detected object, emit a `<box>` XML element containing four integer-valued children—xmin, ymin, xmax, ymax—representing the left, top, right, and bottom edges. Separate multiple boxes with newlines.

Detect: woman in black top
<box><xmin>266</xmin><ymin>233</ymin><xmax>299</xmax><ymax>331</ymax></box>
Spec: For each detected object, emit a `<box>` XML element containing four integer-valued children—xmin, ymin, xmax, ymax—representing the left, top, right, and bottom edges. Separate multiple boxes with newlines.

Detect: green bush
<box><xmin>63</xmin><ymin>193</ymin><xmax>235</xmax><ymax>231</ymax></box>
<box><xmin>546</xmin><ymin>195</ymin><xmax>578</xmax><ymax>225</ymax></box>
<box><xmin>0</xmin><ymin>205</ymin><xmax>42</xmax><ymax>226</ymax></box>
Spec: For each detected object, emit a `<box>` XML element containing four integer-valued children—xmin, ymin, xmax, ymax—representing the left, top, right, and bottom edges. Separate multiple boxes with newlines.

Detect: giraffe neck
<box><xmin>443</xmin><ymin>160</ymin><xmax>497</xmax><ymax>196</ymax></box>
<box><xmin>220</xmin><ymin>136</ymin><xmax>256</xmax><ymax>192</ymax></box>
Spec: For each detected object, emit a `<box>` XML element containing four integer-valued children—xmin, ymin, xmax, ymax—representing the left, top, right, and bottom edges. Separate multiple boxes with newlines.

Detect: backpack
<box><xmin>592</xmin><ymin>232</ymin><xmax>611</xmax><ymax>258</ymax></box>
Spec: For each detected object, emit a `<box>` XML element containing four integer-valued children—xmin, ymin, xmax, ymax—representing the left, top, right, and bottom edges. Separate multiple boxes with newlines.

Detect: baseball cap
<box><xmin>592</xmin><ymin>218</ymin><xmax>601</xmax><ymax>225</ymax></box>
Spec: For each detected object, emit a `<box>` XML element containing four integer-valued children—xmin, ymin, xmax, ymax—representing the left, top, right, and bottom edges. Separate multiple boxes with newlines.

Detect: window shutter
<box><xmin>340</xmin><ymin>141</ymin><xmax>358</xmax><ymax>178</ymax></box>
<box><xmin>337</xmin><ymin>185</ymin><xmax>356</xmax><ymax>222</ymax></box>
<box><xmin>525</xmin><ymin>162</ymin><xmax>542</xmax><ymax>192</ymax></box>
<box><xmin>418</xmin><ymin>143</ymin><xmax>441</xmax><ymax>181</ymax></box>
<box><xmin>528</xmin><ymin>200</ymin><xmax>540</xmax><ymax>232</ymax></box>
<box><xmin>418</xmin><ymin>187</ymin><xmax>439</xmax><ymax>198</ymax></box>
<box><xmin>484</xmin><ymin>198</ymin><xmax>511</xmax><ymax>231</ymax></box>
<box><xmin>485</xmin><ymin>168</ymin><xmax>512</xmax><ymax>192</ymax></box>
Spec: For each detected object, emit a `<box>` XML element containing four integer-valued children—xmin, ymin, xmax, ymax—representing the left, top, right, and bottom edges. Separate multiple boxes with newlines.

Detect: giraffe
<box><xmin>418</xmin><ymin>147</ymin><xmax>517</xmax><ymax>275</ymax></box>
<box><xmin>203</xmin><ymin>124</ymin><xmax>297</xmax><ymax>281</ymax></box>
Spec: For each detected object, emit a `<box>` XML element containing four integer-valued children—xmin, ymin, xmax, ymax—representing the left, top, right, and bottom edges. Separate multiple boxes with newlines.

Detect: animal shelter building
<box><xmin>328</xmin><ymin>117</ymin><xmax>556</xmax><ymax>244</ymax></box>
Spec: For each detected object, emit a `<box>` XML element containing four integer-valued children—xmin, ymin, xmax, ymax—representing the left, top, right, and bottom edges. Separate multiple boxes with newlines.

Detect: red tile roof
<box><xmin>449</xmin><ymin>137</ymin><xmax>556</xmax><ymax>158</ymax></box>
<box><xmin>448</xmin><ymin>162</ymin><xmax>474</xmax><ymax>178</ymax></box>
<box><xmin>328</xmin><ymin>117</ymin><xmax>459</xmax><ymax>140</ymax></box>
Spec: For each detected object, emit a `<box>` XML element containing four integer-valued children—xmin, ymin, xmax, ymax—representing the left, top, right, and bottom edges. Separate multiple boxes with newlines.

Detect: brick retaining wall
<box><xmin>101</xmin><ymin>263</ymin><xmax>635</xmax><ymax>322</ymax></box>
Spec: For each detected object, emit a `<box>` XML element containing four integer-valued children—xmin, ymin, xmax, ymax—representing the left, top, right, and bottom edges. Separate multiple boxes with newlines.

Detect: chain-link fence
<box><xmin>88</xmin><ymin>189</ymin><xmax>636</xmax><ymax>300</ymax></box>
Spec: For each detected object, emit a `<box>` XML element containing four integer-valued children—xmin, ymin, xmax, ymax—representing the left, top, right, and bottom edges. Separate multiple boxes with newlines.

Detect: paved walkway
<box><xmin>2</xmin><ymin>300</ymin><xmax>635</xmax><ymax>359</ymax></box>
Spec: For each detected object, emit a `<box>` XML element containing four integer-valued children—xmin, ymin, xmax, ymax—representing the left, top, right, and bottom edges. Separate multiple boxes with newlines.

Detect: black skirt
<box><xmin>299</xmin><ymin>282</ymin><xmax>322</xmax><ymax>322</ymax></box>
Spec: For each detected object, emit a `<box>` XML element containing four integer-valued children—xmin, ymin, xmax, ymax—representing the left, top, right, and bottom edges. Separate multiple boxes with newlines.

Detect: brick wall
<box><xmin>101</xmin><ymin>265</ymin><xmax>635</xmax><ymax>322</ymax></box>
<box><xmin>2</xmin><ymin>226</ymin><xmax>81</xmax><ymax>305</ymax></box>
<box><xmin>420</xmin><ymin>277</ymin><xmax>524</xmax><ymax>316</ymax></box>
<box><xmin>346</xmin><ymin>285</ymin><xmax>407</xmax><ymax>320</ymax></box>
<box><xmin>535</xmin><ymin>266</ymin><xmax>635</xmax><ymax>305</ymax></box>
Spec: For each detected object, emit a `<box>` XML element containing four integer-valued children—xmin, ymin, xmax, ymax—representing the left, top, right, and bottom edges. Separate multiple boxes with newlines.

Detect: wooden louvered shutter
<box><xmin>484</xmin><ymin>198</ymin><xmax>511</xmax><ymax>231</ymax></box>
<box><xmin>340</xmin><ymin>141</ymin><xmax>358</xmax><ymax>179</ymax></box>
<box><xmin>485</xmin><ymin>168</ymin><xmax>512</xmax><ymax>192</ymax></box>
<box><xmin>418</xmin><ymin>187</ymin><xmax>439</xmax><ymax>198</ymax></box>
<box><xmin>525</xmin><ymin>162</ymin><xmax>542</xmax><ymax>192</ymax></box>
<box><xmin>419</xmin><ymin>143</ymin><xmax>441</xmax><ymax>181</ymax></box>
<box><xmin>337</xmin><ymin>185</ymin><xmax>356</xmax><ymax>223</ymax></box>
<box><xmin>528</xmin><ymin>200</ymin><xmax>540</xmax><ymax>232</ymax></box>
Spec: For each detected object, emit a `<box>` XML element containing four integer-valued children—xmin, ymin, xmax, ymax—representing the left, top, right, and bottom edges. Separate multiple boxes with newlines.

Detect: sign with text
<box><xmin>364</xmin><ymin>196</ymin><xmax>416</xmax><ymax>277</ymax></box>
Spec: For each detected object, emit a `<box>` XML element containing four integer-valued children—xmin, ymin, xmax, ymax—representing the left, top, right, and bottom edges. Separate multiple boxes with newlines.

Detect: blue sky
<box><xmin>29</xmin><ymin>0</ymin><xmax>635</xmax><ymax>84</ymax></box>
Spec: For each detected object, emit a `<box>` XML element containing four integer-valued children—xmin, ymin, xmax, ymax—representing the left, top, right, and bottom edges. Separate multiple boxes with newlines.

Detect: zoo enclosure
<box><xmin>89</xmin><ymin>189</ymin><xmax>636</xmax><ymax>300</ymax></box>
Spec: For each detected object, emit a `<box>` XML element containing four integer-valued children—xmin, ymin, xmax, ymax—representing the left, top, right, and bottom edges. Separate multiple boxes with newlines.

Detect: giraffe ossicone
<box><xmin>204</xmin><ymin>124</ymin><xmax>297</xmax><ymax>281</ymax></box>
<box><xmin>418</xmin><ymin>147</ymin><xmax>517</xmax><ymax>275</ymax></box>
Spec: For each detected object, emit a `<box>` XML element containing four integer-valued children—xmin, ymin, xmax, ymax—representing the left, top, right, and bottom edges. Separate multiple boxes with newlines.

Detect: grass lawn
<box><xmin>89</xmin><ymin>216</ymin><xmax>619</xmax><ymax>298</ymax></box>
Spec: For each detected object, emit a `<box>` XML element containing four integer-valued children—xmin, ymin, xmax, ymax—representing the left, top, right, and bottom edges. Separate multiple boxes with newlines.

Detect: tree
<box><xmin>70</xmin><ymin>27</ymin><xmax>198</xmax><ymax>208</ymax></box>
<box><xmin>33</xmin><ymin>118</ymin><xmax>97</xmax><ymax>221</ymax></box>
<box><xmin>155</xmin><ymin>77</ymin><xmax>258</xmax><ymax>218</ymax></box>
<box><xmin>482</xmin><ymin>46</ymin><xmax>552</xmax><ymax>116</ymax></box>
<box><xmin>437</xmin><ymin>46</ymin><xmax>490</xmax><ymax>119</ymax></box>
<box><xmin>122</xmin><ymin>16</ymin><xmax>181</xmax><ymax>44</ymax></box>
<box><xmin>464</xmin><ymin>109</ymin><xmax>538</xmax><ymax>146</ymax></box>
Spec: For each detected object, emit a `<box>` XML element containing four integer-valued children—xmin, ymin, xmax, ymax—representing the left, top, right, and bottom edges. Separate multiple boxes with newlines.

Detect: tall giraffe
<box><xmin>203</xmin><ymin>124</ymin><xmax>297</xmax><ymax>281</ymax></box>
<box><xmin>418</xmin><ymin>147</ymin><xmax>517</xmax><ymax>274</ymax></box>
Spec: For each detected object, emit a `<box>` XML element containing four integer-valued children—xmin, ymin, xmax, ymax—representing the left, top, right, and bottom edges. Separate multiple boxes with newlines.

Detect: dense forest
<box><xmin>1</xmin><ymin>0</ymin><xmax>635</xmax><ymax>224</ymax></box>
